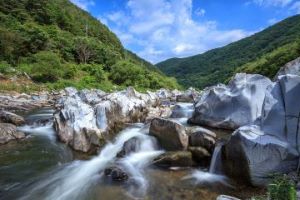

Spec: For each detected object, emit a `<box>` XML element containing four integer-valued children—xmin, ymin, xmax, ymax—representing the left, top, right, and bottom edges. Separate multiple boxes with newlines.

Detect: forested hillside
<box><xmin>157</xmin><ymin>15</ymin><xmax>300</xmax><ymax>88</ymax></box>
<box><xmin>0</xmin><ymin>0</ymin><xmax>179</xmax><ymax>92</ymax></box>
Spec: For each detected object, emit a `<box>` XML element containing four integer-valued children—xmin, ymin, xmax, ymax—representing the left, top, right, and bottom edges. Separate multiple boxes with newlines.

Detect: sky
<box><xmin>70</xmin><ymin>0</ymin><xmax>300</xmax><ymax>63</ymax></box>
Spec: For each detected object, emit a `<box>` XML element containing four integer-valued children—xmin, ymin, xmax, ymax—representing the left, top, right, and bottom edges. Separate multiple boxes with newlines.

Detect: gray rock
<box><xmin>153</xmin><ymin>151</ymin><xmax>193</xmax><ymax>167</ymax></box>
<box><xmin>0</xmin><ymin>123</ymin><xmax>25</xmax><ymax>144</ymax></box>
<box><xmin>78</xmin><ymin>89</ymin><xmax>106</xmax><ymax>105</ymax></box>
<box><xmin>188</xmin><ymin>146</ymin><xmax>211</xmax><ymax>163</ymax></box>
<box><xmin>170</xmin><ymin>103</ymin><xmax>194</xmax><ymax>119</ymax></box>
<box><xmin>216</xmin><ymin>195</ymin><xmax>240</xmax><ymax>200</ymax></box>
<box><xmin>188</xmin><ymin>128</ymin><xmax>216</xmax><ymax>153</ymax></box>
<box><xmin>104</xmin><ymin>166</ymin><xmax>128</xmax><ymax>182</ymax></box>
<box><xmin>149</xmin><ymin>118</ymin><xmax>188</xmax><ymax>151</ymax></box>
<box><xmin>189</xmin><ymin>73</ymin><xmax>272</xmax><ymax>130</ymax></box>
<box><xmin>54</xmin><ymin>96</ymin><xmax>102</xmax><ymax>152</ymax></box>
<box><xmin>0</xmin><ymin>110</ymin><xmax>25</xmax><ymax>126</ymax></box>
<box><xmin>223</xmin><ymin>74</ymin><xmax>300</xmax><ymax>186</ymax></box>
<box><xmin>275</xmin><ymin>57</ymin><xmax>300</xmax><ymax>79</ymax></box>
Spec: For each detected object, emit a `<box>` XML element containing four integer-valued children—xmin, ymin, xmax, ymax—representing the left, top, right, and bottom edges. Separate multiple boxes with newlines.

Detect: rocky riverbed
<box><xmin>1</xmin><ymin>57</ymin><xmax>300</xmax><ymax>199</ymax></box>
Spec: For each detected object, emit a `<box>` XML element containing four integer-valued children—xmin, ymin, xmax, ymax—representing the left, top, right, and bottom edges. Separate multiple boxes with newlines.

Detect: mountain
<box><xmin>0</xmin><ymin>0</ymin><xmax>179</xmax><ymax>92</ymax></box>
<box><xmin>157</xmin><ymin>15</ymin><xmax>300</xmax><ymax>89</ymax></box>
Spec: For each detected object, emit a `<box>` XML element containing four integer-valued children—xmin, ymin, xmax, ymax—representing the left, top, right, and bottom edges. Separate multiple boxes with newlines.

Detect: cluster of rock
<box><xmin>0</xmin><ymin>91</ymin><xmax>62</xmax><ymax>112</ymax></box>
<box><xmin>188</xmin><ymin>57</ymin><xmax>300</xmax><ymax>186</ymax></box>
<box><xmin>53</xmin><ymin>87</ymin><xmax>199</xmax><ymax>152</ymax></box>
<box><xmin>0</xmin><ymin>110</ymin><xmax>25</xmax><ymax>144</ymax></box>
<box><xmin>149</xmin><ymin>117</ymin><xmax>215</xmax><ymax>167</ymax></box>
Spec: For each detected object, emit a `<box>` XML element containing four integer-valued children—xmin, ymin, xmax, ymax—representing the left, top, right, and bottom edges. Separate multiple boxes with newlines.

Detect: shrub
<box><xmin>268</xmin><ymin>175</ymin><xmax>297</xmax><ymax>200</ymax></box>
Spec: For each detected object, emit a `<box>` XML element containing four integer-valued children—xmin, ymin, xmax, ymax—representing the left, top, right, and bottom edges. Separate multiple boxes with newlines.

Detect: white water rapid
<box><xmin>21</xmin><ymin>125</ymin><xmax>164</xmax><ymax>200</ymax></box>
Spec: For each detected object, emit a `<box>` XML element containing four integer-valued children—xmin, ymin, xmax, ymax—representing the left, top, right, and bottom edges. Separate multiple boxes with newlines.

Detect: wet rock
<box><xmin>189</xmin><ymin>73</ymin><xmax>272</xmax><ymax>130</ymax></box>
<box><xmin>188</xmin><ymin>127</ymin><xmax>216</xmax><ymax>153</ymax></box>
<box><xmin>117</xmin><ymin>137</ymin><xmax>140</xmax><ymax>158</ymax></box>
<box><xmin>223</xmin><ymin>75</ymin><xmax>300</xmax><ymax>186</ymax></box>
<box><xmin>0</xmin><ymin>110</ymin><xmax>25</xmax><ymax>126</ymax></box>
<box><xmin>170</xmin><ymin>103</ymin><xmax>194</xmax><ymax>119</ymax></box>
<box><xmin>216</xmin><ymin>195</ymin><xmax>240</xmax><ymax>200</ymax></box>
<box><xmin>176</xmin><ymin>88</ymin><xmax>199</xmax><ymax>103</ymax></box>
<box><xmin>188</xmin><ymin>146</ymin><xmax>211</xmax><ymax>163</ymax></box>
<box><xmin>153</xmin><ymin>151</ymin><xmax>193</xmax><ymax>167</ymax></box>
<box><xmin>149</xmin><ymin>118</ymin><xmax>188</xmax><ymax>151</ymax></box>
<box><xmin>104</xmin><ymin>166</ymin><xmax>128</xmax><ymax>182</ymax></box>
<box><xmin>0</xmin><ymin>123</ymin><xmax>25</xmax><ymax>144</ymax></box>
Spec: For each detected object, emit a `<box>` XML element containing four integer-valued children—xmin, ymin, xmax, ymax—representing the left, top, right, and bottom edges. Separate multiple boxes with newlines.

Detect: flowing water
<box><xmin>0</xmin><ymin>107</ymin><xmax>262</xmax><ymax>200</ymax></box>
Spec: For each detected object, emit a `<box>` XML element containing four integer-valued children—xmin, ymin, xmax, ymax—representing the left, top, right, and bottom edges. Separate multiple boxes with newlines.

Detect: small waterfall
<box><xmin>209</xmin><ymin>142</ymin><xmax>224</xmax><ymax>174</ymax></box>
<box><xmin>170</xmin><ymin>103</ymin><xmax>194</xmax><ymax>125</ymax></box>
<box><xmin>21</xmin><ymin>125</ymin><xmax>163</xmax><ymax>200</ymax></box>
<box><xmin>183</xmin><ymin>142</ymin><xmax>231</xmax><ymax>187</ymax></box>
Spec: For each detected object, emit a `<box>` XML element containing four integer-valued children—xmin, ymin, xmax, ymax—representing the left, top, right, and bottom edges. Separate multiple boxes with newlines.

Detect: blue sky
<box><xmin>70</xmin><ymin>0</ymin><xmax>300</xmax><ymax>63</ymax></box>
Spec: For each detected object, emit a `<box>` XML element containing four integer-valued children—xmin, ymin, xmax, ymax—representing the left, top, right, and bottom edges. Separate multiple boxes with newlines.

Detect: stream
<box><xmin>0</xmin><ymin>106</ymin><xmax>262</xmax><ymax>200</ymax></box>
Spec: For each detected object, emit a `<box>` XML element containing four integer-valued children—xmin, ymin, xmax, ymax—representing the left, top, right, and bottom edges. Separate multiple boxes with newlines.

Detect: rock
<box><xmin>170</xmin><ymin>103</ymin><xmax>194</xmax><ymax>119</ymax></box>
<box><xmin>104</xmin><ymin>166</ymin><xmax>128</xmax><ymax>182</ymax></box>
<box><xmin>186</xmin><ymin>126</ymin><xmax>216</xmax><ymax>138</ymax></box>
<box><xmin>176</xmin><ymin>88</ymin><xmax>199</xmax><ymax>102</ymax></box>
<box><xmin>153</xmin><ymin>151</ymin><xmax>193</xmax><ymax>167</ymax></box>
<box><xmin>54</xmin><ymin>87</ymin><xmax>160</xmax><ymax>152</ymax></box>
<box><xmin>54</xmin><ymin>96</ymin><xmax>102</xmax><ymax>152</ymax></box>
<box><xmin>0</xmin><ymin>110</ymin><xmax>25</xmax><ymax>126</ymax></box>
<box><xmin>149</xmin><ymin>118</ymin><xmax>188</xmax><ymax>151</ymax></box>
<box><xmin>223</xmin><ymin>74</ymin><xmax>300</xmax><ymax>186</ymax></box>
<box><xmin>188</xmin><ymin>146</ymin><xmax>211</xmax><ymax>163</ymax></box>
<box><xmin>146</xmin><ymin>106</ymin><xmax>172</xmax><ymax>123</ymax></box>
<box><xmin>187</xmin><ymin>127</ymin><xmax>216</xmax><ymax>153</ymax></box>
<box><xmin>78</xmin><ymin>89</ymin><xmax>106</xmax><ymax>105</ymax></box>
<box><xmin>216</xmin><ymin>195</ymin><xmax>240</xmax><ymax>200</ymax></box>
<box><xmin>0</xmin><ymin>123</ymin><xmax>25</xmax><ymax>144</ymax></box>
<box><xmin>189</xmin><ymin>73</ymin><xmax>272</xmax><ymax>130</ymax></box>
<box><xmin>275</xmin><ymin>57</ymin><xmax>300</xmax><ymax>79</ymax></box>
<box><xmin>117</xmin><ymin>137</ymin><xmax>140</xmax><ymax>158</ymax></box>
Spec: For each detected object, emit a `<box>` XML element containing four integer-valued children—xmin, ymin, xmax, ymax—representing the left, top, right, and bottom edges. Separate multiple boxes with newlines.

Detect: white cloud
<box><xmin>290</xmin><ymin>1</ymin><xmax>300</xmax><ymax>13</ymax></box>
<box><xmin>102</xmin><ymin>0</ymin><xmax>254</xmax><ymax>63</ymax></box>
<box><xmin>268</xmin><ymin>18</ymin><xmax>279</xmax><ymax>24</ymax></box>
<box><xmin>70</xmin><ymin>0</ymin><xmax>95</xmax><ymax>11</ymax></box>
<box><xmin>251</xmin><ymin>0</ymin><xmax>293</xmax><ymax>7</ymax></box>
<box><xmin>195</xmin><ymin>8</ymin><xmax>206</xmax><ymax>16</ymax></box>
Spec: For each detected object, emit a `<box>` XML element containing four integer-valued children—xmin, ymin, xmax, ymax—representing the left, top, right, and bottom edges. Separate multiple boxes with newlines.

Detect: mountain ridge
<box><xmin>157</xmin><ymin>14</ymin><xmax>300</xmax><ymax>89</ymax></box>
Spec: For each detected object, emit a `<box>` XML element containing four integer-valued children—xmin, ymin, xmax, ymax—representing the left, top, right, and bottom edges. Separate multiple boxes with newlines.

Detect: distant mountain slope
<box><xmin>0</xmin><ymin>0</ymin><xmax>179</xmax><ymax>92</ymax></box>
<box><xmin>157</xmin><ymin>15</ymin><xmax>300</xmax><ymax>88</ymax></box>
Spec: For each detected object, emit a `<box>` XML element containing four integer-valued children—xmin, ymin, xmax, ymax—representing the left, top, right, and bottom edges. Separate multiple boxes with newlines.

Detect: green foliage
<box><xmin>268</xmin><ymin>175</ymin><xmax>297</xmax><ymax>200</ymax></box>
<box><xmin>157</xmin><ymin>15</ymin><xmax>300</xmax><ymax>89</ymax></box>
<box><xmin>0</xmin><ymin>0</ymin><xmax>180</xmax><ymax>91</ymax></box>
<box><xmin>0</xmin><ymin>61</ymin><xmax>11</xmax><ymax>74</ymax></box>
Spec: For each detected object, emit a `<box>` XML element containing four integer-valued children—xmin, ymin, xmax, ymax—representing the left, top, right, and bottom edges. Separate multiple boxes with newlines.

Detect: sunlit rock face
<box><xmin>223</xmin><ymin>74</ymin><xmax>300</xmax><ymax>186</ymax></box>
<box><xmin>54</xmin><ymin>87</ymin><xmax>196</xmax><ymax>152</ymax></box>
<box><xmin>275</xmin><ymin>57</ymin><xmax>300</xmax><ymax>79</ymax></box>
<box><xmin>189</xmin><ymin>73</ymin><xmax>273</xmax><ymax>130</ymax></box>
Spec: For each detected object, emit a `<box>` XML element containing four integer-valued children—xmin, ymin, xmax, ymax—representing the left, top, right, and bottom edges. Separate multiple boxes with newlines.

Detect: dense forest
<box><xmin>0</xmin><ymin>0</ymin><xmax>179</xmax><ymax>92</ymax></box>
<box><xmin>157</xmin><ymin>15</ymin><xmax>300</xmax><ymax>89</ymax></box>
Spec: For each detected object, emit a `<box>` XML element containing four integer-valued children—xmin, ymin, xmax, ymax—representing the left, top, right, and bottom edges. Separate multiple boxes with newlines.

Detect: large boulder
<box><xmin>223</xmin><ymin>74</ymin><xmax>300</xmax><ymax>186</ymax></box>
<box><xmin>0</xmin><ymin>123</ymin><xmax>25</xmax><ymax>144</ymax></box>
<box><xmin>149</xmin><ymin>118</ymin><xmax>188</xmax><ymax>151</ymax></box>
<box><xmin>0</xmin><ymin>110</ymin><xmax>25</xmax><ymax>126</ymax></box>
<box><xmin>54</xmin><ymin>96</ymin><xmax>102</xmax><ymax>152</ymax></box>
<box><xmin>275</xmin><ymin>57</ymin><xmax>300</xmax><ymax>79</ymax></box>
<box><xmin>189</xmin><ymin>73</ymin><xmax>272</xmax><ymax>130</ymax></box>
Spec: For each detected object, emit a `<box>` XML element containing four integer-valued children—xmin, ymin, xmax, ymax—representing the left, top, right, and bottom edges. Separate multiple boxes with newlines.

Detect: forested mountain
<box><xmin>0</xmin><ymin>0</ymin><xmax>179</xmax><ymax>92</ymax></box>
<box><xmin>157</xmin><ymin>15</ymin><xmax>300</xmax><ymax>89</ymax></box>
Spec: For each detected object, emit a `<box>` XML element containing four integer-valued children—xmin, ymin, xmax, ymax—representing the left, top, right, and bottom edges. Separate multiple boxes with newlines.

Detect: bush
<box><xmin>0</xmin><ymin>61</ymin><xmax>11</xmax><ymax>74</ymax></box>
<box><xmin>26</xmin><ymin>51</ymin><xmax>63</xmax><ymax>82</ymax></box>
<box><xmin>268</xmin><ymin>175</ymin><xmax>297</xmax><ymax>200</ymax></box>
